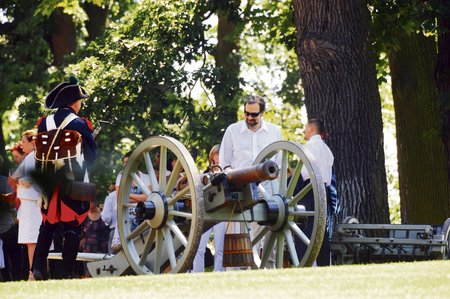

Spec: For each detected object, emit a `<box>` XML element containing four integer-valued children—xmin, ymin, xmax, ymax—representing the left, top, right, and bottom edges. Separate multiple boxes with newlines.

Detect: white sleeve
<box><xmin>219</xmin><ymin>127</ymin><xmax>233</xmax><ymax>169</ymax></box>
<box><xmin>276</xmin><ymin>126</ymin><xmax>283</xmax><ymax>141</ymax></box>
<box><xmin>101</xmin><ymin>193</ymin><xmax>113</xmax><ymax>226</ymax></box>
<box><xmin>13</xmin><ymin>158</ymin><xmax>26</xmax><ymax>178</ymax></box>
<box><xmin>115</xmin><ymin>172</ymin><xmax>123</xmax><ymax>188</ymax></box>
<box><xmin>301</xmin><ymin>142</ymin><xmax>314</xmax><ymax>181</ymax></box>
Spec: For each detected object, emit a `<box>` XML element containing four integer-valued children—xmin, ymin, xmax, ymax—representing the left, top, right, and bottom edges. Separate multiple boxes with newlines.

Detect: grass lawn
<box><xmin>1</xmin><ymin>260</ymin><xmax>449</xmax><ymax>298</ymax></box>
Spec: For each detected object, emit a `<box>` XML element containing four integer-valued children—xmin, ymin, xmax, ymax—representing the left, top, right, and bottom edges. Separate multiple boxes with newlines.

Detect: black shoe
<box><xmin>33</xmin><ymin>269</ymin><xmax>44</xmax><ymax>281</ymax></box>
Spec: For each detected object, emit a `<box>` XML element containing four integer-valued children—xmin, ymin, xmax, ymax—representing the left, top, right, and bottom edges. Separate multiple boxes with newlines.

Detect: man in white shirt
<box><xmin>101</xmin><ymin>184</ymin><xmax>117</xmax><ymax>254</ymax></box>
<box><xmin>219</xmin><ymin>95</ymin><xmax>282</xmax><ymax>268</ymax></box>
<box><xmin>295</xmin><ymin>119</ymin><xmax>335</xmax><ymax>266</ymax></box>
<box><xmin>220</xmin><ymin>96</ymin><xmax>282</xmax><ymax>170</ymax></box>
<box><xmin>301</xmin><ymin>119</ymin><xmax>334</xmax><ymax>186</ymax></box>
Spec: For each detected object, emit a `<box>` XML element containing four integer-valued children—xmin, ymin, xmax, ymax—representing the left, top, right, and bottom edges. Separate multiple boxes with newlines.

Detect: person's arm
<box><xmin>101</xmin><ymin>194</ymin><xmax>113</xmax><ymax>226</ymax></box>
<box><xmin>219</xmin><ymin>127</ymin><xmax>233</xmax><ymax>169</ymax></box>
<box><xmin>7</xmin><ymin>176</ymin><xmax>18</xmax><ymax>193</ymax></box>
<box><xmin>73</xmin><ymin>117</ymin><xmax>97</xmax><ymax>166</ymax></box>
<box><xmin>129</xmin><ymin>193</ymin><xmax>147</xmax><ymax>202</ymax></box>
<box><xmin>300</xmin><ymin>140</ymin><xmax>315</xmax><ymax>181</ymax></box>
<box><xmin>130</xmin><ymin>174</ymin><xmax>151</xmax><ymax>202</ymax></box>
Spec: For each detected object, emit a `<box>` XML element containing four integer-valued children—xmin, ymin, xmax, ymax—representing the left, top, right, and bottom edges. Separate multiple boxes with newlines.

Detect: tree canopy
<box><xmin>2</xmin><ymin>0</ymin><xmax>449</xmax><ymax>223</ymax></box>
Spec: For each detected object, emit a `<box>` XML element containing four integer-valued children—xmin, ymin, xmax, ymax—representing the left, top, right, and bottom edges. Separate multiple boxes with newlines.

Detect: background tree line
<box><xmin>1</xmin><ymin>0</ymin><xmax>449</xmax><ymax>225</ymax></box>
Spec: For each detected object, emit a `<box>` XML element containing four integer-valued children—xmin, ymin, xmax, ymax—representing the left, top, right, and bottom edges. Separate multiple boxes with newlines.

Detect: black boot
<box><xmin>61</xmin><ymin>228</ymin><xmax>80</xmax><ymax>279</ymax></box>
<box><xmin>33</xmin><ymin>222</ymin><xmax>55</xmax><ymax>280</ymax></box>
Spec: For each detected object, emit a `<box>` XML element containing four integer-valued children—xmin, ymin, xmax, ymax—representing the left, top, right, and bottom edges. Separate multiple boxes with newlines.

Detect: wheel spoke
<box><xmin>270</xmin><ymin>179</ymin><xmax>279</xmax><ymax>195</ymax></box>
<box><xmin>257</xmin><ymin>184</ymin><xmax>272</xmax><ymax>201</ymax></box>
<box><xmin>276</xmin><ymin>233</ymin><xmax>285</xmax><ymax>268</ymax></box>
<box><xmin>163</xmin><ymin>227</ymin><xmax>177</xmax><ymax>269</ymax></box>
<box><xmin>118</xmin><ymin>136</ymin><xmax>202</xmax><ymax>275</ymax></box>
<box><xmin>167</xmin><ymin>186</ymin><xmax>189</xmax><ymax>206</ymax></box>
<box><xmin>154</xmin><ymin>230</ymin><xmax>163</xmax><ymax>274</ymax></box>
<box><xmin>286</xmin><ymin>161</ymin><xmax>302</xmax><ymax>199</ymax></box>
<box><xmin>165</xmin><ymin>159</ymin><xmax>182</xmax><ymax>196</ymax></box>
<box><xmin>260</xmin><ymin>232</ymin><xmax>276</xmax><ymax>268</ymax></box>
<box><xmin>251</xmin><ymin>226</ymin><xmax>269</xmax><ymax>247</ymax></box>
<box><xmin>159</xmin><ymin>146</ymin><xmax>167</xmax><ymax>192</ymax></box>
<box><xmin>126</xmin><ymin>221</ymin><xmax>150</xmax><ymax>241</ymax></box>
<box><xmin>288</xmin><ymin>182</ymin><xmax>312</xmax><ymax>207</ymax></box>
<box><xmin>289</xmin><ymin>221</ymin><xmax>310</xmax><ymax>246</ymax></box>
<box><xmin>130</xmin><ymin>171</ymin><xmax>151</xmax><ymax>196</ymax></box>
<box><xmin>284</xmin><ymin>229</ymin><xmax>299</xmax><ymax>267</ymax></box>
<box><xmin>167</xmin><ymin>220</ymin><xmax>188</xmax><ymax>247</ymax></box>
<box><xmin>144</xmin><ymin>151</ymin><xmax>159</xmax><ymax>191</ymax></box>
<box><xmin>138</xmin><ymin>229</ymin><xmax>156</xmax><ymax>266</ymax></box>
<box><xmin>278</xmin><ymin>150</ymin><xmax>288</xmax><ymax>196</ymax></box>
<box><xmin>169</xmin><ymin>210</ymin><xmax>192</xmax><ymax>219</ymax></box>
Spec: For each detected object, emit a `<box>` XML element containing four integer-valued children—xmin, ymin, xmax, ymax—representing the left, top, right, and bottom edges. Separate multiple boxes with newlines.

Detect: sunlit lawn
<box><xmin>1</xmin><ymin>260</ymin><xmax>449</xmax><ymax>299</ymax></box>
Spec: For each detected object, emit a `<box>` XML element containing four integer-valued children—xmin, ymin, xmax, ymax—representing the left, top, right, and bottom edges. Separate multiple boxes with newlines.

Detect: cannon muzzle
<box><xmin>226</xmin><ymin>160</ymin><xmax>279</xmax><ymax>186</ymax></box>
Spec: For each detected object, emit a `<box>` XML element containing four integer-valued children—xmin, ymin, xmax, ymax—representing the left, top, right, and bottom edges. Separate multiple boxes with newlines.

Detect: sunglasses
<box><xmin>244</xmin><ymin>111</ymin><xmax>261</xmax><ymax>117</ymax></box>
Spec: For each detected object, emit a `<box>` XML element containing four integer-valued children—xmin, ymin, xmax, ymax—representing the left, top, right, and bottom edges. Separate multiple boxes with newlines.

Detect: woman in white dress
<box><xmin>10</xmin><ymin>129</ymin><xmax>42</xmax><ymax>280</ymax></box>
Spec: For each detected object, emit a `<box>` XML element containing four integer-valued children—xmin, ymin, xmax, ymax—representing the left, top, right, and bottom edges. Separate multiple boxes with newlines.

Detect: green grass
<box><xmin>1</xmin><ymin>261</ymin><xmax>449</xmax><ymax>298</ymax></box>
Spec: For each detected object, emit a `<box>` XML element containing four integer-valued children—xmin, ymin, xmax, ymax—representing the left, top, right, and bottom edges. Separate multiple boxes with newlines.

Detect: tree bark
<box><xmin>47</xmin><ymin>8</ymin><xmax>77</xmax><ymax>66</ymax></box>
<box><xmin>212</xmin><ymin>1</ymin><xmax>243</xmax><ymax>142</ymax></box>
<box><xmin>292</xmin><ymin>0</ymin><xmax>390</xmax><ymax>224</ymax></box>
<box><xmin>436</xmin><ymin>15</ymin><xmax>450</xmax><ymax>188</ymax></box>
<box><xmin>83</xmin><ymin>2</ymin><xmax>108</xmax><ymax>41</ymax></box>
<box><xmin>389</xmin><ymin>31</ymin><xmax>450</xmax><ymax>224</ymax></box>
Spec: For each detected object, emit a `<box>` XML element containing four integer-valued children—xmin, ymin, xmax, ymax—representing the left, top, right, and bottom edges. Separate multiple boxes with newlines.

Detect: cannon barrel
<box><xmin>226</xmin><ymin>160</ymin><xmax>279</xmax><ymax>186</ymax></box>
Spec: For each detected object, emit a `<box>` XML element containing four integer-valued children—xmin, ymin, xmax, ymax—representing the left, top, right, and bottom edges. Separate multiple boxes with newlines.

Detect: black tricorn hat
<box><xmin>45</xmin><ymin>76</ymin><xmax>89</xmax><ymax>109</ymax></box>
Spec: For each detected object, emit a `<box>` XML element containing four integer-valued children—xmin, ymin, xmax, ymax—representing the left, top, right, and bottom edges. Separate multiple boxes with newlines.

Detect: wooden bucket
<box><xmin>222</xmin><ymin>233</ymin><xmax>254</xmax><ymax>267</ymax></box>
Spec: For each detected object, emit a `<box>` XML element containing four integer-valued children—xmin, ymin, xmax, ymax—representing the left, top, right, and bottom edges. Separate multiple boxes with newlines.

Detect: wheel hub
<box><xmin>258</xmin><ymin>194</ymin><xmax>288</xmax><ymax>232</ymax></box>
<box><xmin>136</xmin><ymin>192</ymin><xmax>168</xmax><ymax>229</ymax></box>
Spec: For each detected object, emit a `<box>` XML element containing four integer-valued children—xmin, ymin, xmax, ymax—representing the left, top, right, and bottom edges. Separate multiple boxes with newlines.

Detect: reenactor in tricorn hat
<box><xmin>32</xmin><ymin>76</ymin><xmax>97</xmax><ymax>280</ymax></box>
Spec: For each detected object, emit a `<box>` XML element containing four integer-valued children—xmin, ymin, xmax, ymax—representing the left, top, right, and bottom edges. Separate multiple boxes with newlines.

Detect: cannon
<box><xmin>86</xmin><ymin>136</ymin><xmax>327</xmax><ymax>276</ymax></box>
<box><xmin>331</xmin><ymin>216</ymin><xmax>450</xmax><ymax>264</ymax></box>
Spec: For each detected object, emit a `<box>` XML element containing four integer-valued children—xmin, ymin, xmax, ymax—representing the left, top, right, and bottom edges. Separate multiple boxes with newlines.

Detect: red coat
<box><xmin>41</xmin><ymin>183</ymin><xmax>90</xmax><ymax>226</ymax></box>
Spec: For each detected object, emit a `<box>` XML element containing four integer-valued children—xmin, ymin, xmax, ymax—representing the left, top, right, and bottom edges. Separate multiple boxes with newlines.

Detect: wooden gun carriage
<box><xmin>85</xmin><ymin>136</ymin><xmax>328</xmax><ymax>276</ymax></box>
<box><xmin>331</xmin><ymin>216</ymin><xmax>450</xmax><ymax>264</ymax></box>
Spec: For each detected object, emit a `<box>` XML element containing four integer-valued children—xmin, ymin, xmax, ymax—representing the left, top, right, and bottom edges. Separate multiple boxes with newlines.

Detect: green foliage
<box><xmin>0</xmin><ymin>1</ymin><xmax>51</xmax><ymax>130</ymax></box>
<box><xmin>370</xmin><ymin>0</ymin><xmax>450</xmax><ymax>83</ymax></box>
<box><xmin>1</xmin><ymin>0</ymin><xmax>309</xmax><ymax>195</ymax></box>
<box><xmin>62</xmin><ymin>0</ymin><xmax>213</xmax><ymax>195</ymax></box>
<box><xmin>243</xmin><ymin>0</ymin><xmax>302</xmax><ymax>108</ymax></box>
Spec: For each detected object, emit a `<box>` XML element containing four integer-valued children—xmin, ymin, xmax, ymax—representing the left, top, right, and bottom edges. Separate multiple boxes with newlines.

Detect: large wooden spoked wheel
<box><xmin>117</xmin><ymin>136</ymin><xmax>204</xmax><ymax>274</ymax></box>
<box><xmin>251</xmin><ymin>141</ymin><xmax>327</xmax><ymax>268</ymax></box>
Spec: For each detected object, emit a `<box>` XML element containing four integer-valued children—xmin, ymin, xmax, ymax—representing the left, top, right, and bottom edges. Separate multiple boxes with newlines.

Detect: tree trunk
<box><xmin>212</xmin><ymin>1</ymin><xmax>242</xmax><ymax>143</ymax></box>
<box><xmin>83</xmin><ymin>2</ymin><xmax>108</xmax><ymax>41</ymax></box>
<box><xmin>436</xmin><ymin>15</ymin><xmax>450</xmax><ymax>187</ymax></box>
<box><xmin>292</xmin><ymin>0</ymin><xmax>390</xmax><ymax>224</ymax></box>
<box><xmin>47</xmin><ymin>8</ymin><xmax>77</xmax><ymax>66</ymax></box>
<box><xmin>389</xmin><ymin>31</ymin><xmax>450</xmax><ymax>224</ymax></box>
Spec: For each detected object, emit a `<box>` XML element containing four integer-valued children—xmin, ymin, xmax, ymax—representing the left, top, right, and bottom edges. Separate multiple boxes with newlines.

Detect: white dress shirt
<box><xmin>101</xmin><ymin>190</ymin><xmax>117</xmax><ymax>228</ymax></box>
<box><xmin>301</xmin><ymin>135</ymin><xmax>334</xmax><ymax>186</ymax></box>
<box><xmin>219</xmin><ymin>120</ymin><xmax>282</xmax><ymax>169</ymax></box>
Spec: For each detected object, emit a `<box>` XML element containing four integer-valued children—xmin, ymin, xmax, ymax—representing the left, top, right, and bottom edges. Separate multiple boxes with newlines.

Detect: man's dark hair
<box><xmin>308</xmin><ymin>118</ymin><xmax>327</xmax><ymax>139</ymax></box>
<box><xmin>244</xmin><ymin>95</ymin><xmax>266</xmax><ymax>113</ymax></box>
<box><xmin>124</xmin><ymin>151</ymin><xmax>133</xmax><ymax>159</ymax></box>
